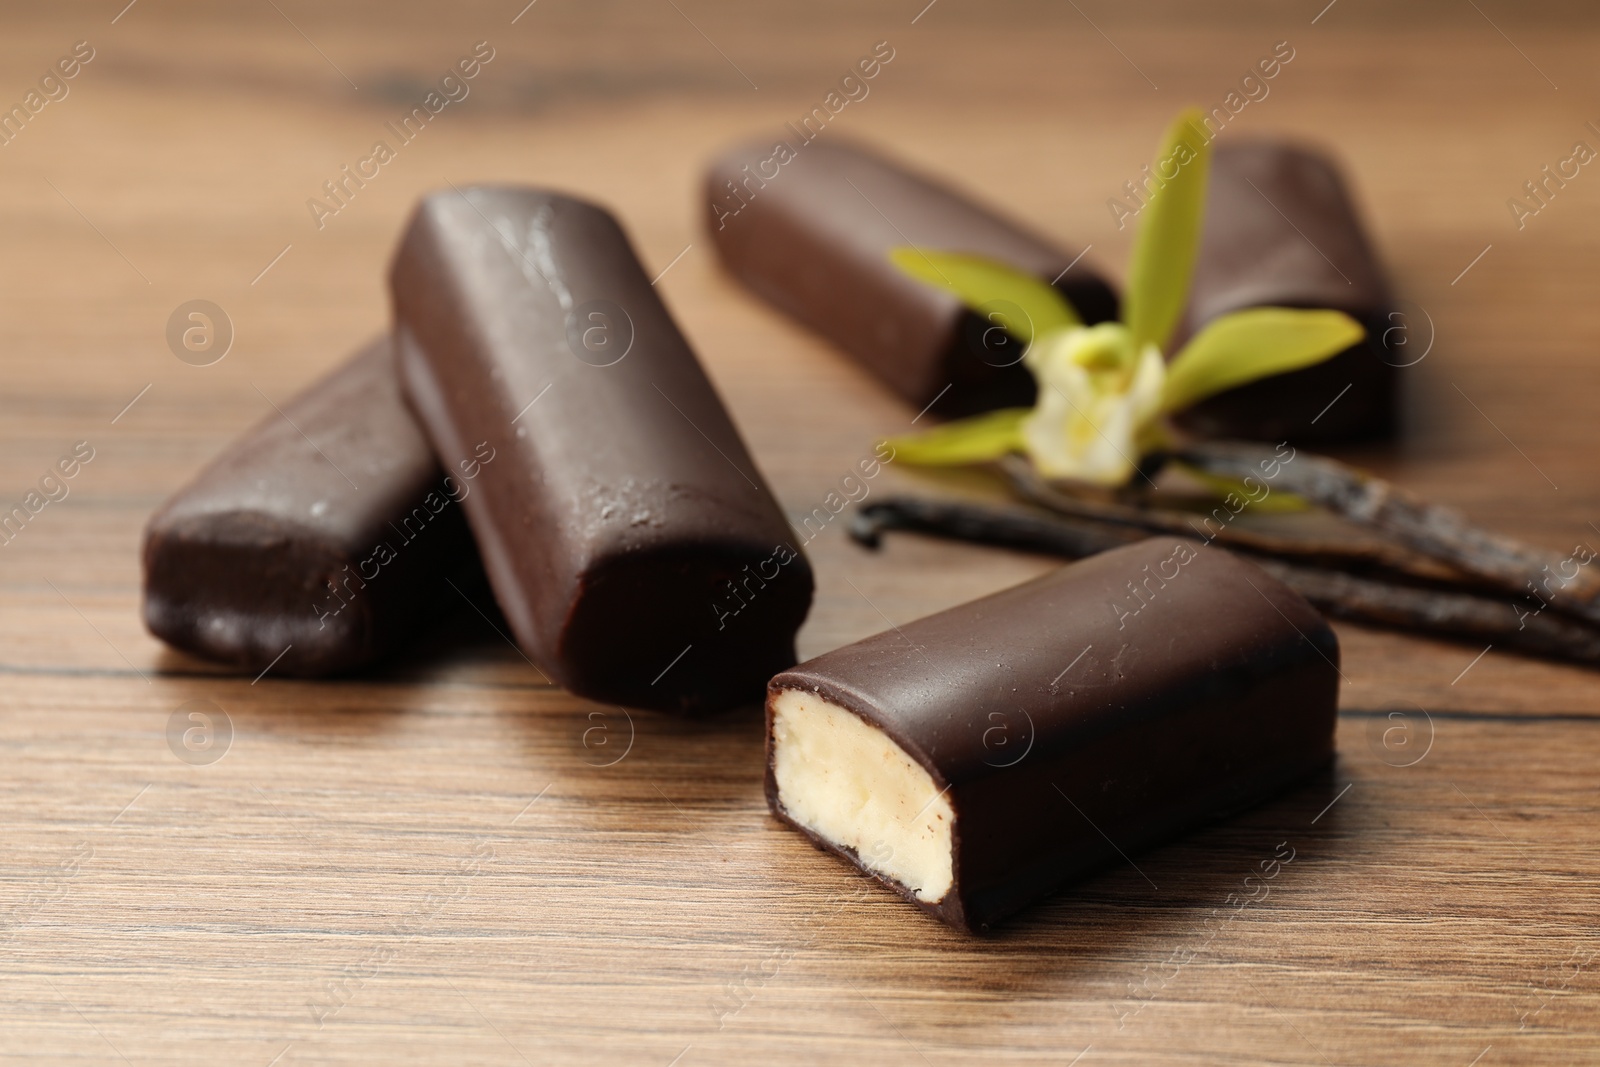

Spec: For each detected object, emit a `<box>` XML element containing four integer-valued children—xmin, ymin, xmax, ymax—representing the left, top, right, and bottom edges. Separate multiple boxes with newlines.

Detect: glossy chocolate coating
<box><xmin>1176</xmin><ymin>140</ymin><xmax>1399</xmax><ymax>443</ymax></box>
<box><xmin>391</xmin><ymin>186</ymin><xmax>813</xmax><ymax>714</ymax></box>
<box><xmin>705</xmin><ymin>136</ymin><xmax>1118</xmax><ymax>417</ymax></box>
<box><xmin>767</xmin><ymin>538</ymin><xmax>1339</xmax><ymax>933</ymax></box>
<box><xmin>142</xmin><ymin>337</ymin><xmax>481</xmax><ymax>676</ymax></box>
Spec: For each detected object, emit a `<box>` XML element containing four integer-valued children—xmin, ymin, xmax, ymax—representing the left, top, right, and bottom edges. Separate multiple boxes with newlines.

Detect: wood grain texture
<box><xmin>2</xmin><ymin>1</ymin><xmax>1598</xmax><ymax>1063</ymax></box>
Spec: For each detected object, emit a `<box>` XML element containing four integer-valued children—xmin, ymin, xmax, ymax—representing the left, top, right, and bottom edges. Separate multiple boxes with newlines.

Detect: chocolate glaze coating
<box><xmin>705</xmin><ymin>136</ymin><xmax>1118</xmax><ymax>417</ymax></box>
<box><xmin>767</xmin><ymin>538</ymin><xmax>1339</xmax><ymax>933</ymax></box>
<box><xmin>142</xmin><ymin>337</ymin><xmax>481</xmax><ymax>676</ymax></box>
<box><xmin>391</xmin><ymin>187</ymin><xmax>813</xmax><ymax>714</ymax></box>
<box><xmin>1175</xmin><ymin>140</ymin><xmax>1399</xmax><ymax>443</ymax></box>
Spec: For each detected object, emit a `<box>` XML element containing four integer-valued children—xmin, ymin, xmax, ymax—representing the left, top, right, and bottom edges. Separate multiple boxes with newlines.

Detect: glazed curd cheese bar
<box><xmin>392</xmin><ymin>186</ymin><xmax>814</xmax><ymax>713</ymax></box>
<box><xmin>142</xmin><ymin>337</ymin><xmax>482</xmax><ymax>676</ymax></box>
<box><xmin>766</xmin><ymin>538</ymin><xmax>1339</xmax><ymax>932</ymax></box>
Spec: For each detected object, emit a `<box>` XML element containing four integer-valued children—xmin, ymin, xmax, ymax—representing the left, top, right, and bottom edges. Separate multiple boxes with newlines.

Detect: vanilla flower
<box><xmin>883</xmin><ymin>108</ymin><xmax>1365</xmax><ymax>489</ymax></box>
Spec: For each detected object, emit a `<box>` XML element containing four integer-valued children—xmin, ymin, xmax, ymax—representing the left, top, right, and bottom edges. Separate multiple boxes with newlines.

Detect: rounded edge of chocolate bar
<box><xmin>409</xmin><ymin>182</ymin><xmax>620</xmax><ymax>243</ymax></box>
<box><xmin>562</xmin><ymin>541</ymin><xmax>814</xmax><ymax>715</ymax></box>
<box><xmin>142</xmin><ymin>511</ymin><xmax>387</xmax><ymax>676</ymax></box>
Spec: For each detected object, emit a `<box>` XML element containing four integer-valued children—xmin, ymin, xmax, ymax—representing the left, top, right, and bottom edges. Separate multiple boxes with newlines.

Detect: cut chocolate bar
<box><xmin>767</xmin><ymin>538</ymin><xmax>1338</xmax><ymax>933</ymax></box>
<box><xmin>705</xmin><ymin>136</ymin><xmax>1117</xmax><ymax>417</ymax></box>
<box><xmin>391</xmin><ymin>186</ymin><xmax>813</xmax><ymax>714</ymax></box>
<box><xmin>142</xmin><ymin>336</ymin><xmax>483</xmax><ymax>676</ymax></box>
<box><xmin>1175</xmin><ymin>139</ymin><xmax>1399</xmax><ymax>442</ymax></box>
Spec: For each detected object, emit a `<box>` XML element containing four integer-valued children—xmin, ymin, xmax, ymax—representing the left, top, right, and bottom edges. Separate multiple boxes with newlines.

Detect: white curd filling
<box><xmin>770</xmin><ymin>687</ymin><xmax>954</xmax><ymax>903</ymax></box>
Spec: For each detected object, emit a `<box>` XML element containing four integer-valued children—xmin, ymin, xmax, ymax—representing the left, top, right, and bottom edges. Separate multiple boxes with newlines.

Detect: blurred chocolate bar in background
<box><xmin>1174</xmin><ymin>139</ymin><xmax>1401</xmax><ymax>444</ymax></box>
<box><xmin>705</xmin><ymin>136</ymin><xmax>1118</xmax><ymax>418</ymax></box>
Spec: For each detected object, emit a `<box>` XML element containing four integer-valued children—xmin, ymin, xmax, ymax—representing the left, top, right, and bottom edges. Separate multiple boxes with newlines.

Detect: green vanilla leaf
<box><xmin>1125</xmin><ymin>108</ymin><xmax>1212</xmax><ymax>353</ymax></box>
<box><xmin>887</xmin><ymin>248</ymin><xmax>1080</xmax><ymax>344</ymax></box>
<box><xmin>1161</xmin><ymin>307</ymin><xmax>1365</xmax><ymax>415</ymax></box>
<box><xmin>883</xmin><ymin>407</ymin><xmax>1030</xmax><ymax>466</ymax></box>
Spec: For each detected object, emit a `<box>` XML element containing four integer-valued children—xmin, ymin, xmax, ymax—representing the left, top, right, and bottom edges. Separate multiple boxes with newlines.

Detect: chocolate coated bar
<box><xmin>392</xmin><ymin>187</ymin><xmax>813</xmax><ymax>714</ymax></box>
<box><xmin>766</xmin><ymin>538</ymin><xmax>1338</xmax><ymax>933</ymax></box>
<box><xmin>705</xmin><ymin>137</ymin><xmax>1117</xmax><ymax>417</ymax></box>
<box><xmin>142</xmin><ymin>336</ymin><xmax>482</xmax><ymax>676</ymax></box>
<box><xmin>1176</xmin><ymin>139</ymin><xmax>1398</xmax><ymax>442</ymax></box>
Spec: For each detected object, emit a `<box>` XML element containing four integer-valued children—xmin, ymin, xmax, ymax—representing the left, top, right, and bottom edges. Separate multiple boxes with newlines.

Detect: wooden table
<box><xmin>3</xmin><ymin>1</ymin><xmax>1598</xmax><ymax>1063</ymax></box>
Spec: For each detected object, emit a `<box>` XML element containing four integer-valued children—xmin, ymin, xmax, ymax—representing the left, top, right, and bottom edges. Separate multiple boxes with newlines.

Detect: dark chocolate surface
<box><xmin>705</xmin><ymin>136</ymin><xmax>1117</xmax><ymax>416</ymax></box>
<box><xmin>391</xmin><ymin>186</ymin><xmax>813</xmax><ymax>714</ymax></box>
<box><xmin>1176</xmin><ymin>139</ymin><xmax>1399</xmax><ymax>442</ymax></box>
<box><xmin>142</xmin><ymin>336</ymin><xmax>481</xmax><ymax>676</ymax></box>
<box><xmin>767</xmin><ymin>538</ymin><xmax>1339</xmax><ymax>933</ymax></box>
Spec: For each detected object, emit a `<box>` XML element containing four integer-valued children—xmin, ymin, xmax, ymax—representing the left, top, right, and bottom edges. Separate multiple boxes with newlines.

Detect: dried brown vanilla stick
<box><xmin>995</xmin><ymin>455</ymin><xmax>1471</xmax><ymax>586</ymax></box>
<box><xmin>851</xmin><ymin>497</ymin><xmax>1600</xmax><ymax>667</ymax></box>
<box><xmin>1174</xmin><ymin>441</ymin><xmax>1600</xmax><ymax>625</ymax></box>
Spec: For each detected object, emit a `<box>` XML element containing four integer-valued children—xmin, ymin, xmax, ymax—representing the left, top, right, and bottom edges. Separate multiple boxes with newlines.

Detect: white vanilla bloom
<box><xmin>1020</xmin><ymin>323</ymin><xmax>1167</xmax><ymax>487</ymax></box>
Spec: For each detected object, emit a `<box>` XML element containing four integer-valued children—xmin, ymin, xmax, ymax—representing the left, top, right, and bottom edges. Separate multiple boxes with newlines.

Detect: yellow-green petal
<box><xmin>1160</xmin><ymin>307</ymin><xmax>1365</xmax><ymax>414</ymax></box>
<box><xmin>887</xmin><ymin>248</ymin><xmax>1080</xmax><ymax>344</ymax></box>
<box><xmin>883</xmin><ymin>407</ymin><xmax>1029</xmax><ymax>467</ymax></box>
<box><xmin>1125</xmin><ymin>108</ymin><xmax>1212</xmax><ymax>353</ymax></box>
